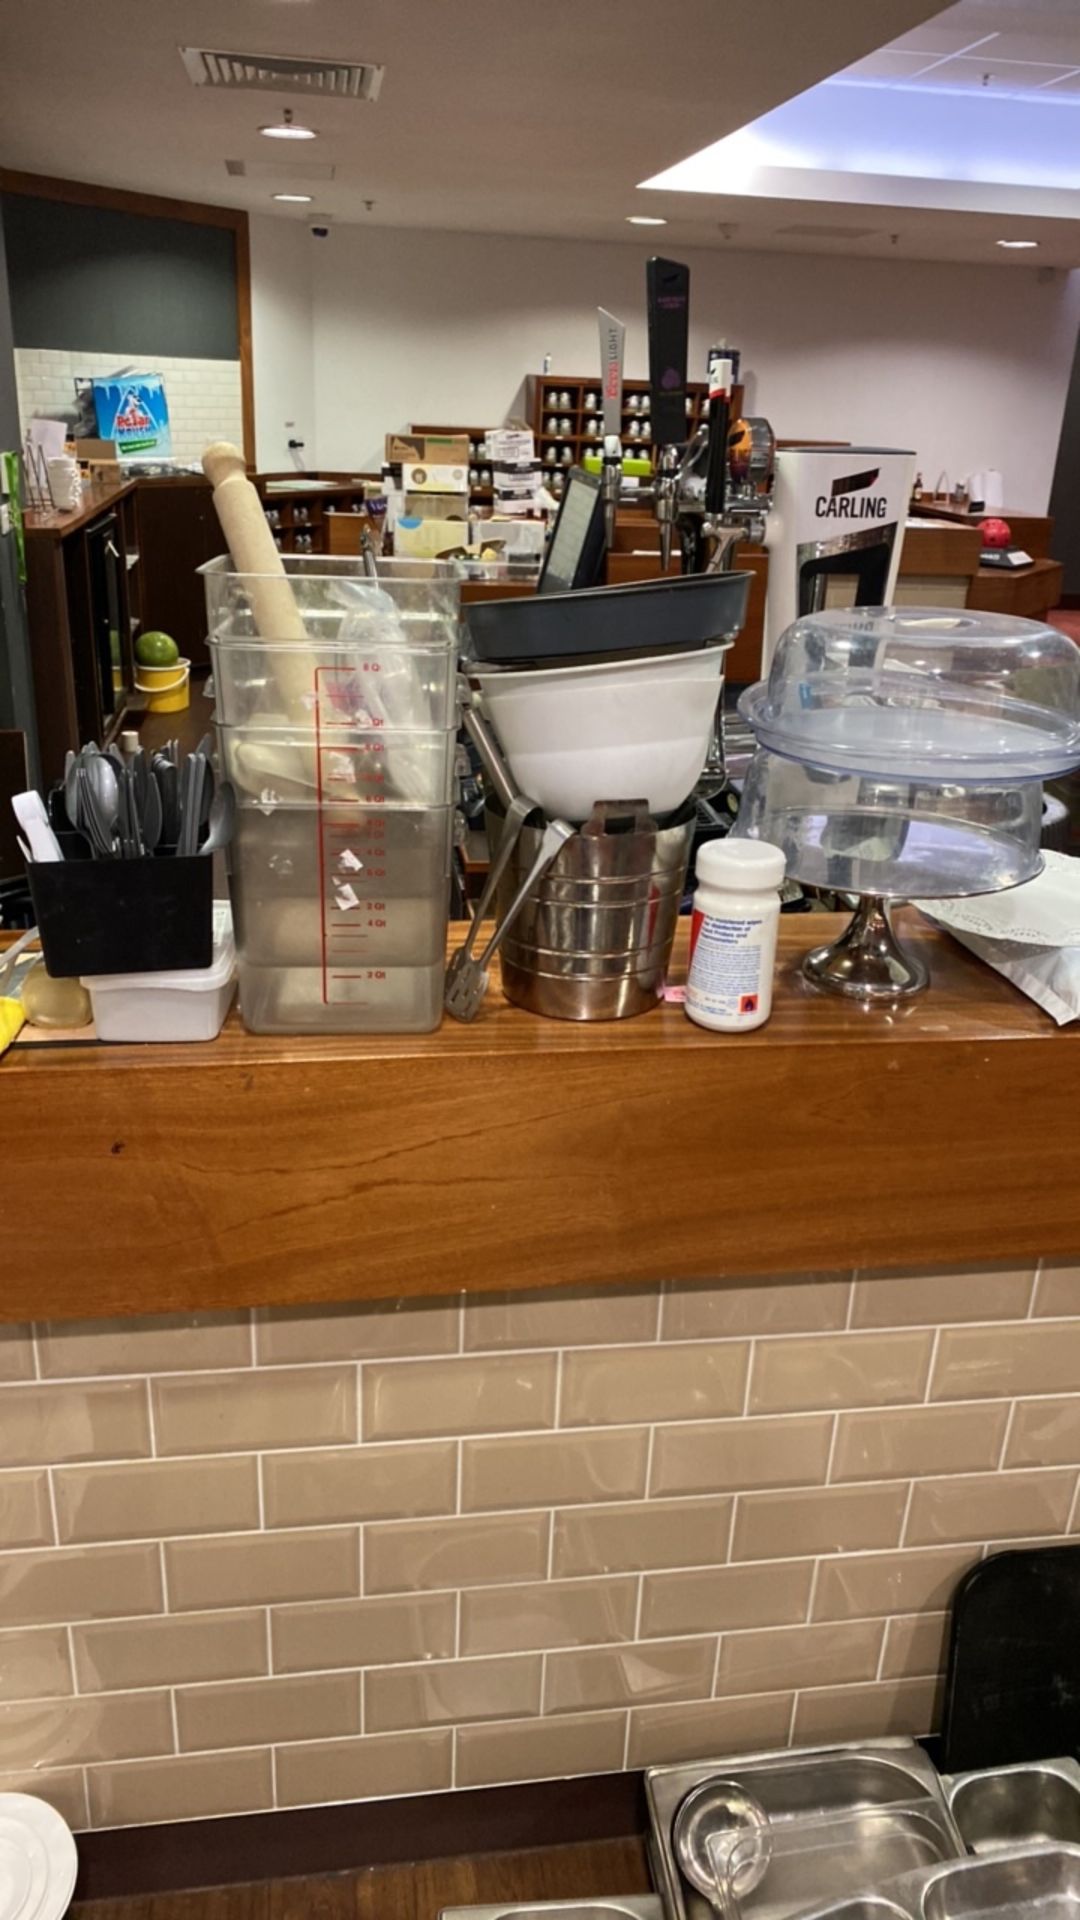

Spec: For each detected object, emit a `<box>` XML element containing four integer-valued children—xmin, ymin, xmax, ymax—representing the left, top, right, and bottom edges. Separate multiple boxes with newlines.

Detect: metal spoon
<box><xmin>199</xmin><ymin>780</ymin><xmax>236</xmax><ymax>855</ymax></box>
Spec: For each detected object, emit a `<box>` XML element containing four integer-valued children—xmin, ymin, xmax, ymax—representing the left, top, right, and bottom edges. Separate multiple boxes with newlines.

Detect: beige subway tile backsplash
<box><xmin>749</xmin><ymin>1331</ymin><xmax>933</xmax><ymax>1414</ymax></box>
<box><xmin>53</xmin><ymin>1456</ymin><xmax>259</xmax><ymax>1544</ymax></box>
<box><xmin>464</xmin><ymin>1285</ymin><xmax>657</xmax><ymax>1351</ymax></box>
<box><xmin>272</xmin><ymin>1595</ymin><xmax>456</xmax><ymax>1673</ymax></box>
<box><xmin>275</xmin><ymin>1730</ymin><xmax>451</xmax><ymax>1806</ymax></box>
<box><xmin>1033</xmin><ymin>1263</ymin><xmax>1080</xmax><ymax>1318</ymax></box>
<box><xmin>0</xmin><ymin>1690</ymin><xmax>173</xmax><ymax>1768</ymax></box>
<box><xmin>364</xmin><ymin>1512</ymin><xmax>550</xmax><ymax>1594</ymax></box>
<box><xmin>553</xmin><ymin>1496</ymin><xmax>732</xmax><ymax>1579</ymax></box>
<box><xmin>88</xmin><ymin>1750</ymin><xmax>273</xmax><ymax>1828</ymax></box>
<box><xmin>852</xmin><ymin>1266</ymin><xmax>1035</xmax><ymax>1327</ymax></box>
<box><xmin>627</xmin><ymin>1692</ymin><xmax>794</xmax><ymax>1768</ymax></box>
<box><xmin>661</xmin><ymin>1276</ymin><xmax>851</xmax><ymax>1339</ymax></box>
<box><xmin>456</xmin><ymin>1711</ymin><xmax>626</xmax><ymax>1787</ymax></box>
<box><xmin>263</xmin><ymin>1441</ymin><xmax>456</xmax><ymax>1528</ymax></box>
<box><xmin>363</xmin><ymin>1353</ymin><xmax>556</xmax><ymax>1441</ymax></box>
<box><xmin>718</xmin><ymin>1621</ymin><xmax>883</xmax><ymax>1698</ymax></box>
<box><xmin>460</xmin><ymin>1578</ymin><xmax>637</xmax><ymax>1657</ymax></box>
<box><xmin>904</xmin><ymin>1469</ymin><xmax>1075</xmax><ymax>1546</ymax></box>
<box><xmin>640</xmin><ymin>1562</ymin><xmax>814</xmax><ymax>1640</ymax></box>
<box><xmin>165</xmin><ymin>1528</ymin><xmax>358</xmax><ymax>1611</ymax></box>
<box><xmin>732</xmin><ymin>1484</ymin><xmax>908</xmax><ymax>1562</ymax></box>
<box><xmin>0</xmin><ymin>1627</ymin><xmax>72</xmax><ymax>1701</ymax></box>
<box><xmin>256</xmin><ymin>1298</ymin><xmax>458</xmax><ymax>1365</ymax></box>
<box><xmin>651</xmin><ymin>1415</ymin><xmax>832</xmax><ymax>1499</ymax></box>
<box><xmin>545</xmin><ymin>1638</ymin><xmax>715</xmax><ymax>1715</ymax></box>
<box><xmin>1005</xmin><ymin>1397</ymin><xmax>1080</xmax><ymax>1468</ymax></box>
<box><xmin>930</xmin><ymin>1320</ymin><xmax>1080</xmax><ymax>1400</ymax></box>
<box><xmin>792</xmin><ymin>1676</ymin><xmax>940</xmax><ymax>1745</ymax></box>
<box><xmin>3</xmin><ymin>1260</ymin><xmax>1080</xmax><ymax>1832</ymax></box>
<box><xmin>0</xmin><ymin>1472</ymin><xmax>54</xmax><ymax>1549</ymax></box>
<box><xmin>2</xmin><ymin>1380</ymin><xmax>151</xmax><ymax>1467</ymax></box>
<box><xmin>0</xmin><ymin>1328</ymin><xmax>34</xmax><ymax>1383</ymax></box>
<box><xmin>880</xmin><ymin>1612</ymin><xmax>949</xmax><ymax>1679</ymax></box>
<box><xmin>831</xmin><ymin>1404</ymin><xmax>1009</xmax><ymax>1484</ymax></box>
<box><xmin>813</xmin><ymin>1546</ymin><xmax>979</xmax><ymax>1621</ymax></box>
<box><xmin>365</xmin><ymin>1654</ymin><xmax>541</xmax><ymax>1732</ymax></box>
<box><xmin>152</xmin><ymin>1367</ymin><xmax>356</xmax><ymax>1455</ymax></box>
<box><xmin>0</xmin><ymin>1543</ymin><xmax>163</xmax><ymax>1629</ymax></box>
<box><xmin>560</xmin><ymin>1342</ymin><xmax>748</xmax><ymax>1428</ymax></box>
<box><xmin>461</xmin><ymin>1429</ymin><xmax>647</xmax><ymax>1512</ymax></box>
<box><xmin>37</xmin><ymin>1312</ymin><xmax>251</xmax><ymax>1379</ymax></box>
<box><xmin>177</xmin><ymin>1673</ymin><xmax>359</xmax><ymax>1751</ymax></box>
<box><xmin>74</xmin><ymin>1612</ymin><xmax>268</xmax><ymax>1693</ymax></box>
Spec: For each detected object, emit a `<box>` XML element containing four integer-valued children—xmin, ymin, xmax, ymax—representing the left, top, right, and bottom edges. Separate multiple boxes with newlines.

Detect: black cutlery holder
<box><xmin>27</xmin><ymin>857</ymin><xmax>213</xmax><ymax>977</ymax></box>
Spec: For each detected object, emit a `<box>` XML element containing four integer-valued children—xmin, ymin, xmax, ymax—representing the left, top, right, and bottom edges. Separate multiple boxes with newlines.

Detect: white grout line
<box><xmin>30</xmin><ymin>1327</ymin><xmax>42</xmax><ymax>1381</ymax></box>
<box><xmin>1065</xmin><ymin>1469</ymin><xmax>1080</xmax><ymax>1535</ymax></box>
<box><xmin>709</xmin><ymin>1631</ymin><xmax>724</xmax><ymax>1700</ymax></box>
<box><xmin>145</xmin><ymin>1378</ymin><xmax>159</xmax><ymax>1458</ymax></box>
<box><xmin>249</xmin><ymin>1313</ymin><xmax>258</xmax><ymax>1368</ymax></box>
<box><xmin>823</xmin><ymin>1412</ymin><xmax>841</xmax><ymax>1487</ymax></box>
<box><xmin>921</xmin><ymin>1327</ymin><xmax>942</xmax><ymax>1404</ymax></box>
<box><xmin>255</xmin><ymin>1455</ymin><xmax>266</xmax><ymax>1529</ymax></box>
<box><xmin>66</xmin><ymin>1623</ymin><xmax>80</xmax><ymax>1696</ymax></box>
<box><xmin>454</xmin><ymin>1440</ymin><xmax>464</xmax><ymax>1516</ymax></box>
<box><xmin>1027</xmin><ymin>1261</ymin><xmax>1044</xmax><ymax>1318</ymax></box>
<box><xmin>539</xmin><ymin>1649</ymin><xmax>549</xmax><ymax>1713</ymax></box>
<box><xmin>805</xmin><ymin>1559</ymin><xmax>822</xmax><ymax>1623</ymax></box>
<box><xmin>786</xmin><ymin>1690</ymin><xmax>800</xmax><ymax>1745</ymax></box>
<box><xmin>620</xmin><ymin>1704</ymin><xmax>633</xmax><ymax>1771</ymax></box>
<box><xmin>158</xmin><ymin>1539</ymin><xmax>170</xmax><ymax>1611</ymax></box>
<box><xmin>545</xmin><ymin>1507</ymin><xmax>556</xmax><ymax>1580</ymax></box>
<box><xmin>168</xmin><ymin>1686</ymin><xmax>180</xmax><ymax>1754</ymax></box>
<box><xmin>741</xmin><ymin>1341</ymin><xmax>756</xmax><ymax>1416</ymax></box>
<box><xmin>454</xmin><ymin>1589</ymin><xmax>463</xmax><ymax>1660</ymax></box>
<box><xmin>357</xmin><ymin>1526</ymin><xmax>364</xmax><ymax>1599</ymax></box>
<box><xmin>355</xmin><ymin>1362</ymin><xmax>363</xmax><ymax>1444</ymax></box>
<box><xmin>996</xmin><ymin>1400</ymin><xmax>1018</xmax><ymax>1471</ymax></box>
<box><xmin>643</xmin><ymin>1425</ymin><xmax>657</xmax><ymax>1500</ymax></box>
<box><xmin>897</xmin><ymin>1479</ymin><xmax>918</xmax><ymax>1550</ymax></box>
<box><xmin>44</xmin><ymin>1466</ymin><xmax>61</xmax><ymax>1548</ymax></box>
<box><xmin>653</xmin><ymin>1287</ymin><xmax>666</xmax><ymax>1342</ymax></box>
<box><xmin>264</xmin><ymin>1606</ymin><xmax>274</xmax><ymax>1677</ymax></box>
<box><xmin>632</xmin><ymin>1572</ymin><xmax>646</xmax><ymax>1642</ymax></box>
<box><xmin>553</xmin><ymin>1351</ymin><xmax>565</xmax><ymax>1431</ymax></box>
<box><xmin>844</xmin><ymin>1280</ymin><xmax>857</xmax><ymax>1331</ymax></box>
<box><xmin>457</xmin><ymin>1293</ymin><xmax>466</xmax><ymax>1355</ymax></box>
<box><xmin>873</xmin><ymin>1615</ymin><xmax>891</xmax><ymax>1683</ymax></box>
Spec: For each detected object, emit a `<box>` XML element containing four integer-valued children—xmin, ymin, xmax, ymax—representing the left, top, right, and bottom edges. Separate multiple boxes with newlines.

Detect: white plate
<box><xmin>0</xmin><ymin>1835</ymin><xmax>32</xmax><ymax>1920</ymax></box>
<box><xmin>0</xmin><ymin>1820</ymin><xmax>46</xmax><ymax>1920</ymax></box>
<box><xmin>0</xmin><ymin>1800</ymin><xmax>77</xmax><ymax>1920</ymax></box>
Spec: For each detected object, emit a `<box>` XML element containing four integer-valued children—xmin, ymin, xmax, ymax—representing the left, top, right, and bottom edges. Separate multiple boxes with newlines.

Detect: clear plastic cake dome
<box><xmin>739</xmin><ymin>606</ymin><xmax>1080</xmax><ymax>782</ymax></box>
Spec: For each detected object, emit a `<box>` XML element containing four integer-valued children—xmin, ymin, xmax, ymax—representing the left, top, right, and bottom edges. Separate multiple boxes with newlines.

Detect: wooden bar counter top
<box><xmin>2</xmin><ymin>912</ymin><xmax>1078</xmax><ymax>1323</ymax></box>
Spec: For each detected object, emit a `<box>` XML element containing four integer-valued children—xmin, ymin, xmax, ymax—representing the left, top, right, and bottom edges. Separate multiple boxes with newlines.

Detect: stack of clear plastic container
<box><xmin>735</xmin><ymin>607</ymin><xmax>1080</xmax><ymax>899</ymax></box>
<box><xmin>202</xmin><ymin>555</ymin><xmax>460</xmax><ymax>1033</ymax></box>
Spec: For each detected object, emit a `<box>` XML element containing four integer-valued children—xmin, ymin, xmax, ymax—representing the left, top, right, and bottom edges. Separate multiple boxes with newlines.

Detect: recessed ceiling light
<box><xmin>260</xmin><ymin>109</ymin><xmax>317</xmax><ymax>140</ymax></box>
<box><xmin>996</xmin><ymin>238</ymin><xmax>1038</xmax><ymax>249</ymax></box>
<box><xmin>627</xmin><ymin>214</ymin><xmax>667</xmax><ymax>226</ymax></box>
<box><xmin>273</xmin><ymin>192</ymin><xmax>314</xmax><ymax>202</ymax></box>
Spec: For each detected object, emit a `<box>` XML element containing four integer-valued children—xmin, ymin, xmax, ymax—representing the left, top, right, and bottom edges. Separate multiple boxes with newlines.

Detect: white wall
<box><xmin>266</xmin><ymin>226</ymin><xmax>1080</xmax><ymax>511</ymax></box>
<box><xmin>249</xmin><ymin>215</ymin><xmax>317</xmax><ymax>472</ymax></box>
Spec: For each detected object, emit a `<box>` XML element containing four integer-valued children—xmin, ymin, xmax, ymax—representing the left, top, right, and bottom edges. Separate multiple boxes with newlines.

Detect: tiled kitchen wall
<box><xmin>13</xmin><ymin>349</ymin><xmax>243</xmax><ymax>466</ymax></box>
<box><xmin>1</xmin><ymin>1260</ymin><xmax>1079</xmax><ymax>1834</ymax></box>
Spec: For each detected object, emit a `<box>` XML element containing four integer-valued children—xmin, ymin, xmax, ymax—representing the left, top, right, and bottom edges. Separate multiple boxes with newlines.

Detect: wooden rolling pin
<box><xmin>202</xmin><ymin>441</ymin><xmax>315</xmax><ymax>790</ymax></box>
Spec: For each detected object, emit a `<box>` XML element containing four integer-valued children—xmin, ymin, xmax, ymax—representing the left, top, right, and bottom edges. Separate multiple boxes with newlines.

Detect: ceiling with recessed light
<box><xmin>641</xmin><ymin>0</ymin><xmax>1080</xmax><ymax>262</ymax></box>
<box><xmin>1</xmin><ymin>0</ymin><xmax>1077</xmax><ymax>264</ymax></box>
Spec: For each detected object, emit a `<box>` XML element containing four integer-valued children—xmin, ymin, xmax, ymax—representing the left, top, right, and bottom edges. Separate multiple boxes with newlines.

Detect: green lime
<box><xmin>135</xmin><ymin>630</ymin><xmax>179</xmax><ymax>667</ymax></box>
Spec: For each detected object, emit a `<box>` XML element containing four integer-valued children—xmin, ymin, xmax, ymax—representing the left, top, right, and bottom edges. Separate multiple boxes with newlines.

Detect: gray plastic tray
<box><xmin>462</xmin><ymin>570</ymin><xmax>751</xmax><ymax>667</ymax></box>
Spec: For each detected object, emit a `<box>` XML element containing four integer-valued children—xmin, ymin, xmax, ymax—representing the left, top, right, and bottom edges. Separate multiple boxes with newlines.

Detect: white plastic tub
<box><xmin>83</xmin><ymin>905</ymin><xmax>236</xmax><ymax>1043</ymax></box>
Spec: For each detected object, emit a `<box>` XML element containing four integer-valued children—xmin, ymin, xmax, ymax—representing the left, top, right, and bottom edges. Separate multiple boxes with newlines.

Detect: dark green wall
<box><xmin>1</xmin><ymin>194</ymin><xmax>238</xmax><ymax>360</ymax></box>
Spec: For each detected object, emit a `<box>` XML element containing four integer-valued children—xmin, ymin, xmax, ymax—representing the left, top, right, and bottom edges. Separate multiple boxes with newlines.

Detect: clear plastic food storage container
<box><xmin>733</xmin><ymin>746</ymin><xmax>1044</xmax><ymax>898</ymax></box>
<box><xmin>740</xmin><ymin>606</ymin><xmax>1080</xmax><ymax>781</ymax></box>
<box><xmin>216</xmin><ymin>725</ymin><xmax>457</xmax><ymax>809</ymax></box>
<box><xmin>203</xmin><ymin>556</ymin><xmax>459</xmax><ymax>733</ymax></box>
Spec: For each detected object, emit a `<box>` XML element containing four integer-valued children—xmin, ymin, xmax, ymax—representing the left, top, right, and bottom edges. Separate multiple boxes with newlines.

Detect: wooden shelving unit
<box><xmin>257</xmin><ymin>473</ymin><xmax>374</xmax><ymax>556</ymax></box>
<box><xmin>525</xmin><ymin>373</ymin><xmax>738</xmax><ymax>483</ymax></box>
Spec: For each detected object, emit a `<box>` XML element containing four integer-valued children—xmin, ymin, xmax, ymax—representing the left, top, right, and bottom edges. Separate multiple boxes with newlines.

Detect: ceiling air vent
<box><xmin>180</xmin><ymin>46</ymin><xmax>384</xmax><ymax>102</ymax></box>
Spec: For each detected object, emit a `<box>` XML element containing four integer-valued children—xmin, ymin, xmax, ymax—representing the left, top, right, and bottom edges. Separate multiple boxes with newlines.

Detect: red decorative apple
<box><xmin>980</xmin><ymin>517</ymin><xmax>1012</xmax><ymax>549</ymax></box>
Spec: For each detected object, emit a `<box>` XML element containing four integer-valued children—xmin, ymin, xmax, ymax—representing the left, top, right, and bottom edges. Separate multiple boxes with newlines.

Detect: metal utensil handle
<box><xmin>461</xmin><ymin>697</ymin><xmax>519</xmax><ymax>814</ymax></box>
<box><xmin>459</xmin><ymin>794</ymin><xmax>534</xmax><ymax>966</ymax></box>
<box><xmin>475</xmin><ymin>819</ymin><xmax>575</xmax><ymax>971</ymax></box>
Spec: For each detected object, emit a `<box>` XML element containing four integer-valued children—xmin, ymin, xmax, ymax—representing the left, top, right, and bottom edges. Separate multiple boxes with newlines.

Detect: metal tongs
<box><xmin>445</xmin><ymin>800</ymin><xmax>574</xmax><ymax>1022</ymax></box>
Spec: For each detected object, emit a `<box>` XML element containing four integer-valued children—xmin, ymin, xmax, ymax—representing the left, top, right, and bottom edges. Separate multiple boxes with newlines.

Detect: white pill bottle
<box><xmin>684</xmin><ymin>839</ymin><xmax>786</xmax><ymax>1033</ymax></box>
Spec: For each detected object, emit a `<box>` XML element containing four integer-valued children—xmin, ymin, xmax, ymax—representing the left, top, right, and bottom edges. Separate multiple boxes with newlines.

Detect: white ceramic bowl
<box><xmin>471</xmin><ymin>644</ymin><xmax>731</xmax><ymax>820</ymax></box>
